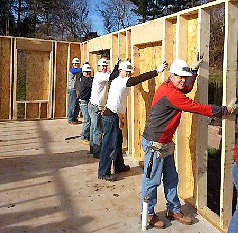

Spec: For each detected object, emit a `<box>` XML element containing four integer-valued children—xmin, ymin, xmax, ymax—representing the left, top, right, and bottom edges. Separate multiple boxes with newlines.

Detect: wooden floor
<box><xmin>0</xmin><ymin>119</ymin><xmax>220</xmax><ymax>233</ymax></box>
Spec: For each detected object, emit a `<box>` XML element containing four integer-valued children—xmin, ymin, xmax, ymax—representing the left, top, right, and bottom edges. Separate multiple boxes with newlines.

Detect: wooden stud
<box><xmin>196</xmin><ymin>8</ymin><xmax>210</xmax><ymax>211</ymax></box>
<box><xmin>48</xmin><ymin>50</ymin><xmax>53</xmax><ymax>118</ymax></box>
<box><xmin>13</xmin><ymin>38</ymin><xmax>17</xmax><ymax>120</ymax></box>
<box><xmin>111</xmin><ymin>33</ymin><xmax>119</xmax><ymax>70</ymax></box>
<box><xmin>162</xmin><ymin>19</ymin><xmax>174</xmax><ymax>81</ymax></box>
<box><xmin>220</xmin><ymin>1</ymin><xmax>238</xmax><ymax>230</ymax></box>
<box><xmin>175</xmin><ymin>14</ymin><xmax>188</xmax><ymax>196</ymax></box>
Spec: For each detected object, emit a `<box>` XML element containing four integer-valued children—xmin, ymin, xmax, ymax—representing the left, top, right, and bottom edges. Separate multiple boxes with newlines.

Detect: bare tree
<box><xmin>98</xmin><ymin>0</ymin><xmax>138</xmax><ymax>33</ymax></box>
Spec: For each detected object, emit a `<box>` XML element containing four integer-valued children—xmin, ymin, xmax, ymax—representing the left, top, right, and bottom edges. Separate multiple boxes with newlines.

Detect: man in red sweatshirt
<box><xmin>141</xmin><ymin>55</ymin><xmax>238</xmax><ymax>229</ymax></box>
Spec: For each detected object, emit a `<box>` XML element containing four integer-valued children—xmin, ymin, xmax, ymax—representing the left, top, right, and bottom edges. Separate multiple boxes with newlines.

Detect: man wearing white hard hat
<box><xmin>88</xmin><ymin>58</ymin><xmax>120</xmax><ymax>158</ymax></box>
<box><xmin>140</xmin><ymin>54</ymin><xmax>238</xmax><ymax>229</ymax></box>
<box><xmin>67</xmin><ymin>58</ymin><xmax>82</xmax><ymax>124</ymax></box>
<box><xmin>79</xmin><ymin>63</ymin><xmax>93</xmax><ymax>145</ymax></box>
<box><xmin>98</xmin><ymin>60</ymin><xmax>168</xmax><ymax>181</ymax></box>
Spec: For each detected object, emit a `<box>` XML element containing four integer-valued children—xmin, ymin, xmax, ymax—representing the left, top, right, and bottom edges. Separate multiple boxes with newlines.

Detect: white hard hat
<box><xmin>119</xmin><ymin>61</ymin><xmax>133</xmax><ymax>72</ymax></box>
<box><xmin>97</xmin><ymin>58</ymin><xmax>108</xmax><ymax>66</ymax></box>
<box><xmin>72</xmin><ymin>58</ymin><xmax>80</xmax><ymax>64</ymax></box>
<box><xmin>82</xmin><ymin>63</ymin><xmax>92</xmax><ymax>72</ymax></box>
<box><xmin>169</xmin><ymin>59</ymin><xmax>192</xmax><ymax>77</ymax></box>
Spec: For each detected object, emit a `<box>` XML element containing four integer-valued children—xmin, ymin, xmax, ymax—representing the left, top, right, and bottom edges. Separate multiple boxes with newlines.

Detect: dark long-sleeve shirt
<box><xmin>79</xmin><ymin>76</ymin><xmax>92</xmax><ymax>101</ymax></box>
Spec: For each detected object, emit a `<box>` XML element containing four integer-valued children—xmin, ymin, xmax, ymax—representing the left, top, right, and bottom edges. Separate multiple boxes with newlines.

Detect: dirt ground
<box><xmin>0</xmin><ymin>119</ymin><xmax>220</xmax><ymax>233</ymax></box>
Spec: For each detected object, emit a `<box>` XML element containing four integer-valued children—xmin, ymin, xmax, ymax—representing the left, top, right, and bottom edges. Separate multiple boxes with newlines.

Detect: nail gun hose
<box><xmin>146</xmin><ymin>150</ymin><xmax>154</xmax><ymax>178</ymax></box>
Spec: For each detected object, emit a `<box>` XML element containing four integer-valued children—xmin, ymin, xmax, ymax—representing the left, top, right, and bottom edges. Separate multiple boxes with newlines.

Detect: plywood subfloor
<box><xmin>0</xmin><ymin>119</ymin><xmax>219</xmax><ymax>233</ymax></box>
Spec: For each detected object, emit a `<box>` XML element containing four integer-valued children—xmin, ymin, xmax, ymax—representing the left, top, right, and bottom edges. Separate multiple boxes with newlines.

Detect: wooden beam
<box><xmin>17</xmin><ymin>100</ymin><xmax>48</xmax><ymax>103</ymax></box>
<box><xmin>196</xmin><ymin>8</ymin><xmax>210</xmax><ymax>211</ymax></box>
<box><xmin>220</xmin><ymin>1</ymin><xmax>238</xmax><ymax>230</ymax></box>
<box><xmin>16</xmin><ymin>38</ymin><xmax>53</xmax><ymax>51</ymax></box>
<box><xmin>175</xmin><ymin>14</ymin><xmax>188</xmax><ymax>196</ymax></box>
<box><xmin>48</xmin><ymin>50</ymin><xmax>53</xmax><ymax>118</ymax></box>
<box><xmin>13</xmin><ymin>38</ymin><xmax>17</xmax><ymax>120</ymax></box>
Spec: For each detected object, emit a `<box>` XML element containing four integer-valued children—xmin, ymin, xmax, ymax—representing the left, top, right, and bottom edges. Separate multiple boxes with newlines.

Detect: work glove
<box><xmin>191</xmin><ymin>52</ymin><xmax>203</xmax><ymax>71</ymax></box>
<box><xmin>114</xmin><ymin>58</ymin><xmax>121</xmax><ymax>70</ymax></box>
<box><xmin>227</xmin><ymin>98</ymin><xmax>238</xmax><ymax>115</ymax></box>
<box><xmin>157</xmin><ymin>61</ymin><xmax>168</xmax><ymax>73</ymax></box>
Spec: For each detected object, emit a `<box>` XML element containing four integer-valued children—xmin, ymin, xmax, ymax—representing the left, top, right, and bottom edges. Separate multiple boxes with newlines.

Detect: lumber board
<box><xmin>13</xmin><ymin>39</ymin><xmax>17</xmax><ymax>120</ymax></box>
<box><xmin>0</xmin><ymin>37</ymin><xmax>11</xmax><ymax>119</ymax></box>
<box><xmin>220</xmin><ymin>1</ymin><xmax>238</xmax><ymax>230</ymax></box>
<box><xmin>126</xmin><ymin>30</ymin><xmax>132</xmax><ymax>155</ymax></box>
<box><xmin>54</xmin><ymin>42</ymin><xmax>68</xmax><ymax>118</ymax></box>
<box><xmin>175</xmin><ymin>15</ymin><xmax>188</xmax><ymax>197</ymax></box>
<box><xmin>48</xmin><ymin>50</ymin><xmax>53</xmax><ymax>118</ymax></box>
<box><xmin>16</xmin><ymin>38</ymin><xmax>53</xmax><ymax>51</ymax></box>
<box><xmin>196</xmin><ymin>8</ymin><xmax>210</xmax><ymax>210</ymax></box>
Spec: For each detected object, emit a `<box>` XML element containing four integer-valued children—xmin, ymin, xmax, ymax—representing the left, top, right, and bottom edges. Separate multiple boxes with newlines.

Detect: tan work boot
<box><xmin>166</xmin><ymin>211</ymin><xmax>192</xmax><ymax>225</ymax></box>
<box><xmin>147</xmin><ymin>214</ymin><xmax>165</xmax><ymax>229</ymax></box>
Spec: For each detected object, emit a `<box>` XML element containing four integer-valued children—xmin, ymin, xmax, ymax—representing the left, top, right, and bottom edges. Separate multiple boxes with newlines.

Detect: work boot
<box><xmin>93</xmin><ymin>153</ymin><xmax>100</xmax><ymax>159</ymax></box>
<box><xmin>115</xmin><ymin>165</ymin><xmax>130</xmax><ymax>174</ymax></box>
<box><xmin>147</xmin><ymin>214</ymin><xmax>165</xmax><ymax>229</ymax></box>
<box><xmin>166</xmin><ymin>211</ymin><xmax>192</xmax><ymax>225</ymax></box>
<box><xmin>98</xmin><ymin>174</ymin><xmax>116</xmax><ymax>181</ymax></box>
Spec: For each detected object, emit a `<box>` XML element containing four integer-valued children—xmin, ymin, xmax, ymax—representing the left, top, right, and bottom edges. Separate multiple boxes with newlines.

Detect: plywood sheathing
<box><xmin>88</xmin><ymin>34</ymin><xmax>111</xmax><ymax>52</ymax></box>
<box><xmin>0</xmin><ymin>37</ymin><xmax>11</xmax><ymax>119</ymax></box>
<box><xmin>54</xmin><ymin>42</ymin><xmax>69</xmax><ymax>118</ymax></box>
<box><xmin>25</xmin><ymin>50</ymin><xmax>50</xmax><ymax>101</ymax></box>
<box><xmin>89</xmin><ymin>52</ymin><xmax>98</xmax><ymax>76</ymax></box>
<box><xmin>70</xmin><ymin>43</ymin><xmax>81</xmax><ymax>65</ymax></box>
<box><xmin>26</xmin><ymin>103</ymin><xmax>39</xmax><ymax>119</ymax></box>
<box><xmin>111</xmin><ymin>34</ymin><xmax>119</xmax><ymax>70</ymax></box>
<box><xmin>132</xmin><ymin>19</ymin><xmax>164</xmax><ymax>45</ymax></box>
<box><xmin>130</xmin><ymin>42</ymin><xmax>163</xmax><ymax>161</ymax></box>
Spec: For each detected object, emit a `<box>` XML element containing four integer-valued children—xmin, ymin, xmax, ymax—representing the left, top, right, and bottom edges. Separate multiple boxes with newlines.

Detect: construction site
<box><xmin>0</xmin><ymin>0</ymin><xmax>238</xmax><ymax>232</ymax></box>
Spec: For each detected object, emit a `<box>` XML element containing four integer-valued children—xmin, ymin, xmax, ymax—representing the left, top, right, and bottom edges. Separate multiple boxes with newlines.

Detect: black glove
<box><xmin>114</xmin><ymin>58</ymin><xmax>121</xmax><ymax>71</ymax></box>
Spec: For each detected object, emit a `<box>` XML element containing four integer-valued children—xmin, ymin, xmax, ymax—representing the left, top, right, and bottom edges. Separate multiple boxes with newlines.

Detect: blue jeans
<box><xmin>228</xmin><ymin>163</ymin><xmax>238</xmax><ymax>233</ymax></box>
<box><xmin>141</xmin><ymin>136</ymin><xmax>181</xmax><ymax>215</ymax></box>
<box><xmin>80</xmin><ymin>100</ymin><xmax>90</xmax><ymax>140</ymax></box>
<box><xmin>88</xmin><ymin>103</ymin><xmax>102</xmax><ymax>155</ymax></box>
<box><xmin>67</xmin><ymin>89</ymin><xmax>80</xmax><ymax>122</ymax></box>
<box><xmin>98</xmin><ymin>114</ymin><xmax>119</xmax><ymax>176</ymax></box>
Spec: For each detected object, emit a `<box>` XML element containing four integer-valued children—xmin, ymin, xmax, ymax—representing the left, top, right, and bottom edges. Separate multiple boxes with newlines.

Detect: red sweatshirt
<box><xmin>143</xmin><ymin>80</ymin><xmax>227</xmax><ymax>143</ymax></box>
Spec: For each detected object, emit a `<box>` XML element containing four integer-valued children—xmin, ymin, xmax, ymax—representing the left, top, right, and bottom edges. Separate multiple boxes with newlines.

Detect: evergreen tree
<box><xmin>129</xmin><ymin>0</ymin><xmax>203</xmax><ymax>22</ymax></box>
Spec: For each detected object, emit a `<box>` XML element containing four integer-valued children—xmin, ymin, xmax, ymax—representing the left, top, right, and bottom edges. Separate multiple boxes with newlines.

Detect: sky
<box><xmin>88</xmin><ymin>0</ymin><xmax>105</xmax><ymax>36</ymax></box>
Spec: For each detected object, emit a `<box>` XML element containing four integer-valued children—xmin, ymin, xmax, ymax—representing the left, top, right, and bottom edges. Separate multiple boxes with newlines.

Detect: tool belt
<box><xmin>151</xmin><ymin>141</ymin><xmax>175</xmax><ymax>158</ymax></box>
